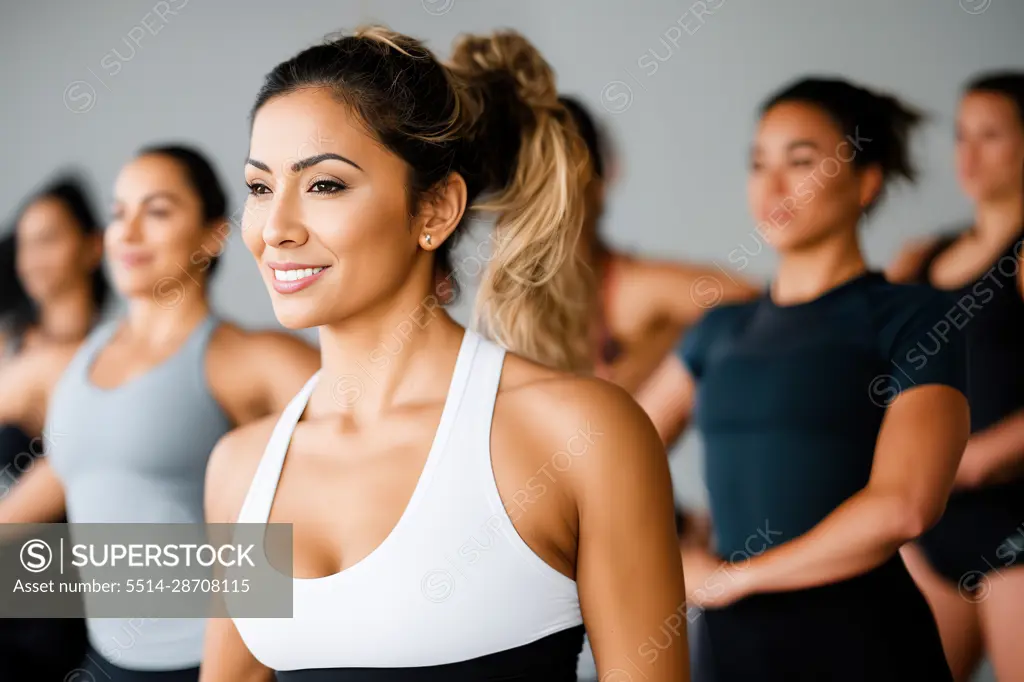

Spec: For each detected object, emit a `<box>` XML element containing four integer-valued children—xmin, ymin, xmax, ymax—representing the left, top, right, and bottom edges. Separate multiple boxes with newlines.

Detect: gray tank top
<box><xmin>46</xmin><ymin>315</ymin><xmax>233</xmax><ymax>671</ymax></box>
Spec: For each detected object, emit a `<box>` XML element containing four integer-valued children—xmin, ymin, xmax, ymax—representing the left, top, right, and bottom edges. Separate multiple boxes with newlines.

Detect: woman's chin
<box><xmin>271</xmin><ymin>305</ymin><xmax>324</xmax><ymax>331</ymax></box>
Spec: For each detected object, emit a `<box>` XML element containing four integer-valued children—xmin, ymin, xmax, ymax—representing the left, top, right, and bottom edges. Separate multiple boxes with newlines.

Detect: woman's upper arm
<box><xmin>632</xmin><ymin>307</ymin><xmax>713</xmax><ymax>446</ymax></box>
<box><xmin>199</xmin><ymin>616</ymin><xmax>273</xmax><ymax>682</ymax></box>
<box><xmin>870</xmin><ymin>385</ymin><xmax>969</xmax><ymax>533</ymax></box>
<box><xmin>633</xmin><ymin>354</ymin><xmax>694</xmax><ymax>447</ymax></box>
<box><xmin>200</xmin><ymin>425</ymin><xmax>274</xmax><ymax>682</ymax></box>
<box><xmin>570</xmin><ymin>382</ymin><xmax>689</xmax><ymax>681</ymax></box>
<box><xmin>0</xmin><ymin>458</ymin><xmax>65</xmax><ymax>523</ymax></box>
<box><xmin>0</xmin><ymin>347</ymin><xmax>63</xmax><ymax>433</ymax></box>
<box><xmin>870</xmin><ymin>289</ymin><xmax>970</xmax><ymax>531</ymax></box>
<box><xmin>204</xmin><ymin>423</ymin><xmax>270</xmax><ymax>525</ymax></box>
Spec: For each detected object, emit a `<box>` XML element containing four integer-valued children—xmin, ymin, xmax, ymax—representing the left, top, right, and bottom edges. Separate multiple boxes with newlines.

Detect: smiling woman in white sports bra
<box><xmin>200</xmin><ymin>26</ymin><xmax>688</xmax><ymax>682</ymax></box>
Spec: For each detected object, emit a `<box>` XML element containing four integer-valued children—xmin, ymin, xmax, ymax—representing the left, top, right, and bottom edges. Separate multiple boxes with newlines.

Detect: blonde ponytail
<box><xmin>449</xmin><ymin>32</ymin><xmax>596</xmax><ymax>374</ymax></box>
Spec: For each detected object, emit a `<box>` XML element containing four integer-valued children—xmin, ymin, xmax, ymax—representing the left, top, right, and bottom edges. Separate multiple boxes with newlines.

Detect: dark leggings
<box><xmin>72</xmin><ymin>649</ymin><xmax>199</xmax><ymax>682</ymax></box>
<box><xmin>695</xmin><ymin>558</ymin><xmax>952</xmax><ymax>682</ymax></box>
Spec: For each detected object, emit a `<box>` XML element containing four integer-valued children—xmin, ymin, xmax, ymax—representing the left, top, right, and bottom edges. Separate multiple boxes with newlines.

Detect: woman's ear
<box><xmin>858</xmin><ymin>164</ymin><xmax>884</xmax><ymax>210</ymax></box>
<box><xmin>202</xmin><ymin>218</ymin><xmax>232</xmax><ymax>264</ymax></box>
<box><xmin>84</xmin><ymin>232</ymin><xmax>104</xmax><ymax>272</ymax></box>
<box><xmin>413</xmin><ymin>173</ymin><xmax>468</xmax><ymax>252</ymax></box>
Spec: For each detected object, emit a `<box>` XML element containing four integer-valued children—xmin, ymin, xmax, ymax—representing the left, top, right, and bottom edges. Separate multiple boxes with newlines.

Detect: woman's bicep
<box><xmin>870</xmin><ymin>385</ymin><xmax>969</xmax><ymax>532</ymax></box>
<box><xmin>573</xmin><ymin>389</ymin><xmax>689</xmax><ymax>681</ymax></box>
<box><xmin>634</xmin><ymin>355</ymin><xmax>694</xmax><ymax>447</ymax></box>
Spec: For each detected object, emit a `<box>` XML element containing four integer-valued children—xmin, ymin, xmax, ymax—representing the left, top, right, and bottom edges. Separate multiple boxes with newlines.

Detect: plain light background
<box><xmin>2</xmin><ymin>1</ymin><xmax>1023</xmax><ymax>680</ymax></box>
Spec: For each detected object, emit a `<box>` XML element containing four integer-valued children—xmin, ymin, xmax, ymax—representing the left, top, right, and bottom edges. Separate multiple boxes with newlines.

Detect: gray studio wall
<box><xmin>2</xmin><ymin>3</ymin><xmax>1023</xmax><ymax>677</ymax></box>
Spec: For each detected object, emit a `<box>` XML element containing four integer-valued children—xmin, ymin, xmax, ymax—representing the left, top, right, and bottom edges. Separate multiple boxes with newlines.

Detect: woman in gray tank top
<box><xmin>0</xmin><ymin>176</ymin><xmax>108</xmax><ymax>681</ymax></box>
<box><xmin>0</xmin><ymin>146</ymin><xmax>320</xmax><ymax>682</ymax></box>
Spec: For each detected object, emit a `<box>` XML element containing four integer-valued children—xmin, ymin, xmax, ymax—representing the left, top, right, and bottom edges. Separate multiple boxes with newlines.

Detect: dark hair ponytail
<box><xmin>761</xmin><ymin>77</ymin><xmax>924</xmax><ymax>210</ymax></box>
<box><xmin>137</xmin><ymin>144</ymin><xmax>229</xmax><ymax>277</ymax></box>
<box><xmin>1</xmin><ymin>174</ymin><xmax>109</xmax><ymax>340</ymax></box>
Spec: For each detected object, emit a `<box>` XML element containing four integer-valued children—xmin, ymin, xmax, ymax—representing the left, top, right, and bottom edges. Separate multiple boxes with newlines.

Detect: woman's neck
<box><xmin>974</xmin><ymin>191</ymin><xmax>1024</xmax><ymax>243</ymax></box>
<box><xmin>315</xmin><ymin>290</ymin><xmax>466</xmax><ymax>420</ymax></box>
<box><xmin>772</xmin><ymin>228</ymin><xmax>867</xmax><ymax>306</ymax></box>
<box><xmin>37</xmin><ymin>285</ymin><xmax>96</xmax><ymax>342</ymax></box>
<box><xmin>124</xmin><ymin>283</ymin><xmax>210</xmax><ymax>347</ymax></box>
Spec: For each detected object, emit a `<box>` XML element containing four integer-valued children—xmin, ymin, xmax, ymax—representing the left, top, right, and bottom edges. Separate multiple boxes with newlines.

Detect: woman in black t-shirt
<box><xmin>662</xmin><ymin>77</ymin><xmax>970</xmax><ymax>681</ymax></box>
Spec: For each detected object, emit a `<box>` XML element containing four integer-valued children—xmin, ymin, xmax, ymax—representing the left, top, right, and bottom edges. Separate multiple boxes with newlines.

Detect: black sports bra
<box><xmin>914</xmin><ymin>228</ymin><xmax>1024</xmax><ymax>432</ymax></box>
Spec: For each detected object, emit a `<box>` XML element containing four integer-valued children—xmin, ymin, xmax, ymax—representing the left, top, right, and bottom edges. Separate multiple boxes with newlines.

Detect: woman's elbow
<box><xmin>894</xmin><ymin>496</ymin><xmax>946</xmax><ymax>542</ymax></box>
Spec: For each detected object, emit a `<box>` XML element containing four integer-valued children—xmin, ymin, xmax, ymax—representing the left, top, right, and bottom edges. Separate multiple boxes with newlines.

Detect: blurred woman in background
<box><xmin>558</xmin><ymin>96</ymin><xmax>756</xmax><ymax>441</ymax></box>
<box><xmin>0</xmin><ymin>175</ymin><xmax>106</xmax><ymax>681</ymax></box>
<box><xmin>888</xmin><ymin>71</ymin><xmax>1024</xmax><ymax>682</ymax></box>
<box><xmin>201</xmin><ymin>26</ymin><xmax>687</xmax><ymax>682</ymax></box>
<box><xmin>669</xmin><ymin>77</ymin><xmax>969</xmax><ymax>681</ymax></box>
<box><xmin>558</xmin><ymin>96</ymin><xmax>749</xmax><ymax>682</ymax></box>
<box><xmin>0</xmin><ymin>176</ymin><xmax>107</xmax><ymax>364</ymax></box>
<box><xmin>0</xmin><ymin>144</ymin><xmax>319</xmax><ymax>682</ymax></box>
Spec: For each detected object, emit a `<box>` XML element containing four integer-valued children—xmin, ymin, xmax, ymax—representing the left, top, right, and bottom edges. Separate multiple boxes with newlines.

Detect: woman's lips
<box><xmin>117</xmin><ymin>252</ymin><xmax>154</xmax><ymax>268</ymax></box>
<box><xmin>268</xmin><ymin>263</ymin><xmax>331</xmax><ymax>294</ymax></box>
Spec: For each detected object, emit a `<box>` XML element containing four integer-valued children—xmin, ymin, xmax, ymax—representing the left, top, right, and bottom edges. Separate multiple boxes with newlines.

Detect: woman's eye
<box><xmin>309</xmin><ymin>180</ymin><xmax>346</xmax><ymax>194</ymax></box>
<box><xmin>247</xmin><ymin>182</ymin><xmax>271</xmax><ymax>196</ymax></box>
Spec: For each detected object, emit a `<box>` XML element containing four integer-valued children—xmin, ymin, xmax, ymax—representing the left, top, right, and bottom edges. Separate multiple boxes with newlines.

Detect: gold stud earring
<box><xmin>424</xmin><ymin>234</ymin><xmax>432</xmax><ymax>246</ymax></box>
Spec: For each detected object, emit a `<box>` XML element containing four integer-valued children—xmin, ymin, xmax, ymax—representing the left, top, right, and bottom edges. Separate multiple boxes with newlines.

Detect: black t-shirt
<box><xmin>679</xmin><ymin>272</ymin><xmax>967</xmax><ymax>558</ymax></box>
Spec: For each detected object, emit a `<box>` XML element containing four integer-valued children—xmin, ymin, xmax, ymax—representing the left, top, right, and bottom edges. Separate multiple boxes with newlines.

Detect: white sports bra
<box><xmin>232</xmin><ymin>330</ymin><xmax>584</xmax><ymax>680</ymax></box>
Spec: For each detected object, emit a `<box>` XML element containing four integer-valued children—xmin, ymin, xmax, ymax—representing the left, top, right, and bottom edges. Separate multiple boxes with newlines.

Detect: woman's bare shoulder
<box><xmin>496</xmin><ymin>354</ymin><xmax>661</xmax><ymax>476</ymax></box>
<box><xmin>205</xmin><ymin>416</ymin><xmax>279</xmax><ymax>524</ymax></box>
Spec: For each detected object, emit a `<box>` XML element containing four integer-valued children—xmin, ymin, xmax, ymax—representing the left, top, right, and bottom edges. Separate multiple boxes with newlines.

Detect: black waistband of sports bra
<box><xmin>274</xmin><ymin>624</ymin><xmax>585</xmax><ymax>682</ymax></box>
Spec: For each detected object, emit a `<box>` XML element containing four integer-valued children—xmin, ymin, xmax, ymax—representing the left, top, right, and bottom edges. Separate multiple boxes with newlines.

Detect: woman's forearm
<box><xmin>739</xmin><ymin>487</ymin><xmax>923</xmax><ymax>595</ymax></box>
<box><xmin>961</xmin><ymin>409</ymin><xmax>1024</xmax><ymax>485</ymax></box>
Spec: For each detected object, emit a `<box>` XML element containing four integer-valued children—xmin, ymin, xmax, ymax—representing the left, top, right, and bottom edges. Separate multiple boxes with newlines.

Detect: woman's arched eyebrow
<box><xmin>246</xmin><ymin>153</ymin><xmax>364</xmax><ymax>174</ymax></box>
